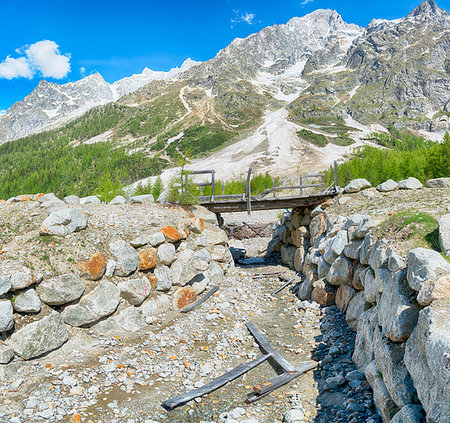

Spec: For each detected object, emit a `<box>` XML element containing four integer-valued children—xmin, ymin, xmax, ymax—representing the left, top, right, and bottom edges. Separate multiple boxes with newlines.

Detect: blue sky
<box><xmin>0</xmin><ymin>0</ymin><xmax>448</xmax><ymax>111</ymax></box>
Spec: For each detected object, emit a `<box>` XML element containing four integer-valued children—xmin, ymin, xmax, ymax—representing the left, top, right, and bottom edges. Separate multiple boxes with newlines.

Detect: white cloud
<box><xmin>0</xmin><ymin>56</ymin><xmax>32</xmax><ymax>79</ymax></box>
<box><xmin>301</xmin><ymin>0</ymin><xmax>314</xmax><ymax>5</ymax></box>
<box><xmin>26</xmin><ymin>40</ymin><xmax>71</xmax><ymax>79</ymax></box>
<box><xmin>80</xmin><ymin>66</ymin><xmax>86</xmax><ymax>77</ymax></box>
<box><xmin>0</xmin><ymin>40</ymin><xmax>70</xmax><ymax>80</ymax></box>
<box><xmin>231</xmin><ymin>10</ymin><xmax>256</xmax><ymax>26</ymax></box>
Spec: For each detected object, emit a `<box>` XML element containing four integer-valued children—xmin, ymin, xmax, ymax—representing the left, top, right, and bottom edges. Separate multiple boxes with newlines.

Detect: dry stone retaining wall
<box><xmin>269</xmin><ymin>204</ymin><xmax>450</xmax><ymax>423</ymax></box>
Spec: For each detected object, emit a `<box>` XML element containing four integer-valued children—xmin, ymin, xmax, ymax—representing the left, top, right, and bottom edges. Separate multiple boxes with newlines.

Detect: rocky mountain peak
<box><xmin>408</xmin><ymin>0</ymin><xmax>443</xmax><ymax>18</ymax></box>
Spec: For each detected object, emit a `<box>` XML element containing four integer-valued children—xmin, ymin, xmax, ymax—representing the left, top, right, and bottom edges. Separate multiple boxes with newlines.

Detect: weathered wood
<box><xmin>161</xmin><ymin>353</ymin><xmax>271</xmax><ymax>410</ymax></box>
<box><xmin>244</xmin><ymin>168</ymin><xmax>252</xmax><ymax>215</ymax></box>
<box><xmin>246</xmin><ymin>361</ymin><xmax>318</xmax><ymax>403</ymax></box>
<box><xmin>246</xmin><ymin>322</ymin><xmax>295</xmax><ymax>372</ymax></box>
<box><xmin>271</xmin><ymin>275</ymin><xmax>297</xmax><ymax>295</ymax></box>
<box><xmin>180</xmin><ymin>286</ymin><xmax>219</xmax><ymax>313</ymax></box>
<box><xmin>189</xmin><ymin>169</ymin><xmax>215</xmax><ymax>175</ymax></box>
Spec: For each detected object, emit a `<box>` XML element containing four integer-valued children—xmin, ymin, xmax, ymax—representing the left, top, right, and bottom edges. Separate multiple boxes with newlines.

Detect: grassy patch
<box><xmin>374</xmin><ymin>211</ymin><xmax>442</xmax><ymax>253</ymax></box>
<box><xmin>298</xmin><ymin>129</ymin><xmax>328</xmax><ymax>147</ymax></box>
<box><xmin>331</xmin><ymin>137</ymin><xmax>354</xmax><ymax>146</ymax></box>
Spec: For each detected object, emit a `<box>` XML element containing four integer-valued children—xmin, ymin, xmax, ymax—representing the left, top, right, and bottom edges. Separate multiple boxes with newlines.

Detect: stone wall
<box><xmin>269</xmin><ymin>204</ymin><xmax>450</xmax><ymax>423</ymax></box>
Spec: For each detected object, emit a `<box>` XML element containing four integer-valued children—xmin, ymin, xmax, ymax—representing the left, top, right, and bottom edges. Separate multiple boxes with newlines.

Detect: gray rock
<box><xmin>298</xmin><ymin>279</ymin><xmax>313</xmax><ymax>301</ymax></box>
<box><xmin>353</xmin><ymin>308</ymin><xmax>377</xmax><ymax>371</ymax></box>
<box><xmin>376</xmin><ymin>179</ymin><xmax>398</xmax><ymax>192</ymax></box>
<box><xmin>201</xmin><ymin>226</ymin><xmax>229</xmax><ymax>246</ymax></box>
<box><xmin>365</xmin><ymin>360</ymin><xmax>399</xmax><ymax>422</ymax></box>
<box><xmin>110</xmin><ymin>195</ymin><xmax>126</xmax><ymax>205</ymax></box>
<box><xmin>80</xmin><ymin>195</ymin><xmax>100</xmax><ymax>204</ymax></box>
<box><xmin>210</xmin><ymin>245</ymin><xmax>229</xmax><ymax>262</ymax></box>
<box><xmin>426</xmin><ymin>177</ymin><xmax>450</xmax><ymax>188</ymax></box>
<box><xmin>37</xmin><ymin>274</ymin><xmax>85</xmax><ymax>305</ymax></box>
<box><xmin>438</xmin><ymin>213</ymin><xmax>450</xmax><ymax>254</ymax></box>
<box><xmin>368</xmin><ymin>239</ymin><xmax>389</xmax><ymax>270</ymax></box>
<box><xmin>0</xmin><ymin>262</ymin><xmax>35</xmax><ymax>291</ymax></box>
<box><xmin>398</xmin><ymin>177</ymin><xmax>423</xmax><ymax>190</ymax></box>
<box><xmin>373</xmin><ymin>325</ymin><xmax>417</xmax><ymax>407</ymax></box>
<box><xmin>0</xmin><ymin>341</ymin><xmax>14</xmax><ymax>364</ymax></box>
<box><xmin>346</xmin><ymin>291</ymin><xmax>370</xmax><ymax>330</ymax></box>
<box><xmin>378</xmin><ymin>269</ymin><xmax>420</xmax><ymax>342</ymax></box>
<box><xmin>117</xmin><ymin>277</ymin><xmax>152</xmax><ymax>306</ymax></box>
<box><xmin>281</xmin><ymin>245</ymin><xmax>297</xmax><ymax>268</ymax></box>
<box><xmin>139</xmin><ymin>295</ymin><xmax>171</xmax><ymax>324</ymax></box>
<box><xmin>284</xmin><ymin>408</ymin><xmax>305</xmax><ymax>423</ymax></box>
<box><xmin>109</xmin><ymin>240</ymin><xmax>139</xmax><ymax>277</ymax></box>
<box><xmin>189</xmin><ymin>273</ymin><xmax>210</xmax><ymax>295</ymax></box>
<box><xmin>154</xmin><ymin>266</ymin><xmax>173</xmax><ymax>291</ymax></box>
<box><xmin>41</xmin><ymin>198</ymin><xmax>67</xmax><ymax>215</ymax></box>
<box><xmin>0</xmin><ymin>300</ymin><xmax>14</xmax><ymax>332</ymax></box>
<box><xmin>359</xmin><ymin>233</ymin><xmax>375</xmax><ymax>264</ymax></box>
<box><xmin>130</xmin><ymin>235</ymin><xmax>147</xmax><ymax>248</ymax></box>
<box><xmin>390</xmin><ymin>405</ymin><xmax>425</xmax><ymax>423</ymax></box>
<box><xmin>335</xmin><ymin>285</ymin><xmax>356</xmax><ymax>312</ymax></box>
<box><xmin>130</xmin><ymin>194</ymin><xmax>154</xmax><ymax>204</ymax></box>
<box><xmin>406</xmin><ymin>247</ymin><xmax>450</xmax><ymax>291</ymax></box>
<box><xmin>37</xmin><ymin>193</ymin><xmax>57</xmax><ymax>203</ymax></box>
<box><xmin>148</xmin><ymin>231</ymin><xmax>166</xmax><ymax>247</ymax></box>
<box><xmin>94</xmin><ymin>306</ymin><xmax>147</xmax><ymax>333</ymax></box>
<box><xmin>343</xmin><ymin>178</ymin><xmax>372</xmax><ymax>193</ymax></box>
<box><xmin>388</xmin><ymin>249</ymin><xmax>406</xmax><ymax>272</ymax></box>
<box><xmin>327</xmin><ymin>256</ymin><xmax>352</xmax><ymax>286</ymax></box>
<box><xmin>0</xmin><ymin>276</ymin><xmax>11</xmax><ymax>295</ymax></box>
<box><xmin>344</xmin><ymin>214</ymin><xmax>370</xmax><ymax>229</ymax></box>
<box><xmin>344</xmin><ymin>241</ymin><xmax>362</xmax><ymax>259</ymax></box>
<box><xmin>62</xmin><ymin>281</ymin><xmax>120</xmax><ymax>327</ymax></box>
<box><xmin>157</xmin><ymin>243</ymin><xmax>176</xmax><ymax>265</ymax></box>
<box><xmin>40</xmin><ymin>207</ymin><xmax>88</xmax><ymax>236</ymax></box>
<box><xmin>355</xmin><ymin>217</ymin><xmax>375</xmax><ymax>239</ymax></box>
<box><xmin>63</xmin><ymin>195</ymin><xmax>80</xmax><ymax>205</ymax></box>
<box><xmin>404</xmin><ymin>299</ymin><xmax>450</xmax><ymax>423</ymax></box>
<box><xmin>7</xmin><ymin>312</ymin><xmax>68</xmax><ymax>360</ymax></box>
<box><xmin>105</xmin><ymin>260</ymin><xmax>116</xmax><ymax>278</ymax></box>
<box><xmin>362</xmin><ymin>268</ymin><xmax>378</xmax><ymax>303</ymax></box>
<box><xmin>323</xmin><ymin>230</ymin><xmax>348</xmax><ymax>265</ymax></box>
<box><xmin>171</xmin><ymin>249</ymin><xmax>196</xmax><ymax>286</ymax></box>
<box><xmin>317</xmin><ymin>256</ymin><xmax>331</xmax><ymax>279</ymax></box>
<box><xmin>13</xmin><ymin>289</ymin><xmax>41</xmax><ymax>313</ymax></box>
<box><xmin>206</xmin><ymin>261</ymin><xmax>224</xmax><ymax>285</ymax></box>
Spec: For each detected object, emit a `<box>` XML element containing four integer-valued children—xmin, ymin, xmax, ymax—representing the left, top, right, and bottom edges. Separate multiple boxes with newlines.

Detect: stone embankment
<box><xmin>0</xmin><ymin>192</ymin><xmax>233</xmax><ymax>365</ymax></box>
<box><xmin>268</xmin><ymin>178</ymin><xmax>450</xmax><ymax>423</ymax></box>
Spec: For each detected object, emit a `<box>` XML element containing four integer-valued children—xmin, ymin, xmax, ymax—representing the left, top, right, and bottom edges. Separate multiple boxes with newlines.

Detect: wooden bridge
<box><xmin>186</xmin><ymin>162</ymin><xmax>340</xmax><ymax>214</ymax></box>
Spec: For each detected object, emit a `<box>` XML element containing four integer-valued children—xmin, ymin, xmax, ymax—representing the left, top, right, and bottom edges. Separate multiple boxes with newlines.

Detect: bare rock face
<box><xmin>62</xmin><ymin>281</ymin><xmax>120</xmax><ymax>327</ymax></box>
<box><xmin>7</xmin><ymin>312</ymin><xmax>68</xmax><ymax>360</ymax></box>
<box><xmin>39</xmin><ymin>208</ymin><xmax>88</xmax><ymax>236</ymax></box>
<box><xmin>404</xmin><ymin>298</ymin><xmax>450</xmax><ymax>423</ymax></box>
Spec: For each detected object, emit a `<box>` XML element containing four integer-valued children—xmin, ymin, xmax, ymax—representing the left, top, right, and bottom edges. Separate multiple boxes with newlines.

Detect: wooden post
<box><xmin>211</xmin><ymin>170</ymin><xmax>216</xmax><ymax>202</ymax></box>
<box><xmin>300</xmin><ymin>176</ymin><xmax>303</xmax><ymax>197</ymax></box>
<box><xmin>244</xmin><ymin>168</ymin><xmax>252</xmax><ymax>215</ymax></box>
<box><xmin>333</xmin><ymin>160</ymin><xmax>339</xmax><ymax>192</ymax></box>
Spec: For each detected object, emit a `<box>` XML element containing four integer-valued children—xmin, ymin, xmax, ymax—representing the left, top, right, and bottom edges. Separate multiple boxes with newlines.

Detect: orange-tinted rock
<box><xmin>311</xmin><ymin>279</ymin><xmax>336</xmax><ymax>306</ymax></box>
<box><xmin>77</xmin><ymin>252</ymin><xmax>107</xmax><ymax>281</ymax></box>
<box><xmin>144</xmin><ymin>274</ymin><xmax>158</xmax><ymax>291</ymax></box>
<box><xmin>13</xmin><ymin>194</ymin><xmax>34</xmax><ymax>202</ymax></box>
<box><xmin>172</xmin><ymin>287</ymin><xmax>197</xmax><ymax>310</ymax></box>
<box><xmin>138</xmin><ymin>248</ymin><xmax>157</xmax><ymax>271</ymax></box>
<box><xmin>35</xmin><ymin>193</ymin><xmax>45</xmax><ymax>201</ymax></box>
<box><xmin>191</xmin><ymin>218</ymin><xmax>205</xmax><ymax>234</ymax></box>
<box><xmin>161</xmin><ymin>226</ymin><xmax>184</xmax><ymax>243</ymax></box>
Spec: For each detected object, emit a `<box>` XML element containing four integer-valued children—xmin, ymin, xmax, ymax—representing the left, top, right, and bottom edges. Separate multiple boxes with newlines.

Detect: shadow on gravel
<box><xmin>309</xmin><ymin>306</ymin><xmax>381</xmax><ymax>423</ymax></box>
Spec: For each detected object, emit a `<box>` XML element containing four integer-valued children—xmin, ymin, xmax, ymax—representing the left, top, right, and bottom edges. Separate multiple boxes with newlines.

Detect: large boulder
<box><xmin>323</xmin><ymin>230</ymin><xmax>348</xmax><ymax>265</ymax></box>
<box><xmin>0</xmin><ymin>263</ymin><xmax>34</xmax><ymax>291</ymax></box>
<box><xmin>157</xmin><ymin>243</ymin><xmax>176</xmax><ymax>266</ymax></box>
<box><xmin>93</xmin><ymin>306</ymin><xmax>147</xmax><ymax>333</ymax></box>
<box><xmin>172</xmin><ymin>287</ymin><xmax>198</xmax><ymax>310</ymax></box>
<box><xmin>335</xmin><ymin>285</ymin><xmax>356</xmax><ymax>312</ymax></box>
<box><xmin>362</xmin><ymin>268</ymin><xmax>377</xmax><ymax>303</ymax></box>
<box><xmin>130</xmin><ymin>194</ymin><xmax>154</xmax><ymax>204</ymax></box>
<box><xmin>37</xmin><ymin>274</ymin><xmax>85</xmax><ymax>305</ymax></box>
<box><xmin>0</xmin><ymin>300</ymin><xmax>14</xmax><ymax>332</ymax></box>
<box><xmin>281</xmin><ymin>245</ymin><xmax>297</xmax><ymax>268</ymax></box>
<box><xmin>373</xmin><ymin>325</ymin><xmax>417</xmax><ymax>408</ymax></box>
<box><xmin>0</xmin><ymin>276</ymin><xmax>11</xmax><ymax>295</ymax></box>
<box><xmin>378</xmin><ymin>269</ymin><xmax>420</xmax><ymax>342</ymax></box>
<box><xmin>13</xmin><ymin>289</ymin><xmax>41</xmax><ymax>313</ymax></box>
<box><xmin>62</xmin><ymin>281</ymin><xmax>120</xmax><ymax>327</ymax></box>
<box><xmin>398</xmin><ymin>177</ymin><xmax>423</xmax><ymax>190</ymax></box>
<box><xmin>154</xmin><ymin>266</ymin><xmax>174</xmax><ymax>291</ymax></box>
<box><xmin>171</xmin><ymin>249</ymin><xmax>196</xmax><ymax>286</ymax></box>
<box><xmin>309</xmin><ymin>214</ymin><xmax>327</xmax><ymax>245</ymax></box>
<box><xmin>404</xmin><ymin>299</ymin><xmax>450</xmax><ymax>423</ymax></box>
<box><xmin>40</xmin><ymin>208</ymin><xmax>88</xmax><ymax>236</ymax></box>
<box><xmin>438</xmin><ymin>214</ymin><xmax>450</xmax><ymax>255</ymax></box>
<box><xmin>77</xmin><ymin>252</ymin><xmax>107</xmax><ymax>281</ymax></box>
<box><xmin>80</xmin><ymin>195</ymin><xmax>100</xmax><ymax>205</ymax></box>
<box><xmin>311</xmin><ymin>279</ymin><xmax>336</xmax><ymax>306</ymax></box>
<box><xmin>138</xmin><ymin>248</ymin><xmax>157</xmax><ymax>271</ymax></box>
<box><xmin>327</xmin><ymin>256</ymin><xmax>353</xmax><ymax>286</ymax></box>
<box><xmin>406</xmin><ymin>247</ymin><xmax>450</xmax><ymax>292</ymax></box>
<box><xmin>64</xmin><ymin>195</ymin><xmax>80</xmax><ymax>205</ymax></box>
<box><xmin>365</xmin><ymin>360</ymin><xmax>399</xmax><ymax>422</ymax></box>
<box><xmin>390</xmin><ymin>405</ymin><xmax>425</xmax><ymax>423</ymax></box>
<box><xmin>139</xmin><ymin>295</ymin><xmax>171</xmax><ymax>324</ymax></box>
<box><xmin>110</xmin><ymin>195</ymin><xmax>126</xmax><ymax>205</ymax></box>
<box><xmin>109</xmin><ymin>240</ymin><xmax>139</xmax><ymax>276</ymax></box>
<box><xmin>343</xmin><ymin>179</ymin><xmax>372</xmax><ymax>193</ymax></box>
<box><xmin>117</xmin><ymin>277</ymin><xmax>152</xmax><ymax>306</ymax></box>
<box><xmin>352</xmin><ymin>308</ymin><xmax>377</xmax><ymax>372</ymax></box>
<box><xmin>376</xmin><ymin>179</ymin><xmax>398</xmax><ymax>192</ymax></box>
<box><xmin>7</xmin><ymin>312</ymin><xmax>68</xmax><ymax>360</ymax></box>
<box><xmin>346</xmin><ymin>291</ymin><xmax>370</xmax><ymax>331</ymax></box>
<box><xmin>417</xmin><ymin>275</ymin><xmax>450</xmax><ymax>306</ymax></box>
<box><xmin>426</xmin><ymin>177</ymin><xmax>450</xmax><ymax>188</ymax></box>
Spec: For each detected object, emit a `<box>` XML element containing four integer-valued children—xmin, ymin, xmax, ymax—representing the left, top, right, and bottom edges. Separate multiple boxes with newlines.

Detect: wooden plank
<box><xmin>246</xmin><ymin>322</ymin><xmax>295</xmax><ymax>372</ymax></box>
<box><xmin>189</xmin><ymin>170</ymin><xmax>215</xmax><ymax>175</ymax></box>
<box><xmin>271</xmin><ymin>275</ymin><xmax>297</xmax><ymax>295</ymax></box>
<box><xmin>161</xmin><ymin>354</ymin><xmax>271</xmax><ymax>410</ymax></box>
<box><xmin>194</xmin><ymin>182</ymin><xmax>213</xmax><ymax>187</ymax></box>
<box><xmin>180</xmin><ymin>286</ymin><xmax>219</xmax><ymax>313</ymax></box>
<box><xmin>246</xmin><ymin>361</ymin><xmax>318</xmax><ymax>403</ymax></box>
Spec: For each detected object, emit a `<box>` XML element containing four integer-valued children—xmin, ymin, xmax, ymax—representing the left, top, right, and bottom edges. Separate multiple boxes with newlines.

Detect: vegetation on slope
<box><xmin>325</xmin><ymin>131</ymin><xmax>450</xmax><ymax>187</ymax></box>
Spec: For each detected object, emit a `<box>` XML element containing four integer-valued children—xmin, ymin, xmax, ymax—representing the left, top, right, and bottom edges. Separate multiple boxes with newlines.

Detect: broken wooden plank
<box><xmin>246</xmin><ymin>361</ymin><xmax>318</xmax><ymax>403</ymax></box>
<box><xmin>180</xmin><ymin>286</ymin><xmax>219</xmax><ymax>313</ymax></box>
<box><xmin>246</xmin><ymin>322</ymin><xmax>295</xmax><ymax>372</ymax></box>
<box><xmin>271</xmin><ymin>275</ymin><xmax>297</xmax><ymax>295</ymax></box>
<box><xmin>161</xmin><ymin>353</ymin><xmax>271</xmax><ymax>410</ymax></box>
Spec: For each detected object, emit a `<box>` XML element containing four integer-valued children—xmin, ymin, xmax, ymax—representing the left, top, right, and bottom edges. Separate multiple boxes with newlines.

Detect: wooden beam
<box><xmin>246</xmin><ymin>322</ymin><xmax>295</xmax><ymax>372</ymax></box>
<box><xmin>271</xmin><ymin>275</ymin><xmax>297</xmax><ymax>295</ymax></box>
<box><xmin>161</xmin><ymin>354</ymin><xmax>271</xmax><ymax>410</ymax></box>
<box><xmin>180</xmin><ymin>286</ymin><xmax>219</xmax><ymax>313</ymax></box>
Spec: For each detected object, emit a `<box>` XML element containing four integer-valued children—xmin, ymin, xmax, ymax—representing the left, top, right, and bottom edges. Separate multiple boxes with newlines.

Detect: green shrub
<box><xmin>94</xmin><ymin>173</ymin><xmax>125</xmax><ymax>203</ymax></box>
<box><xmin>298</xmin><ymin>129</ymin><xmax>328</xmax><ymax>147</ymax></box>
